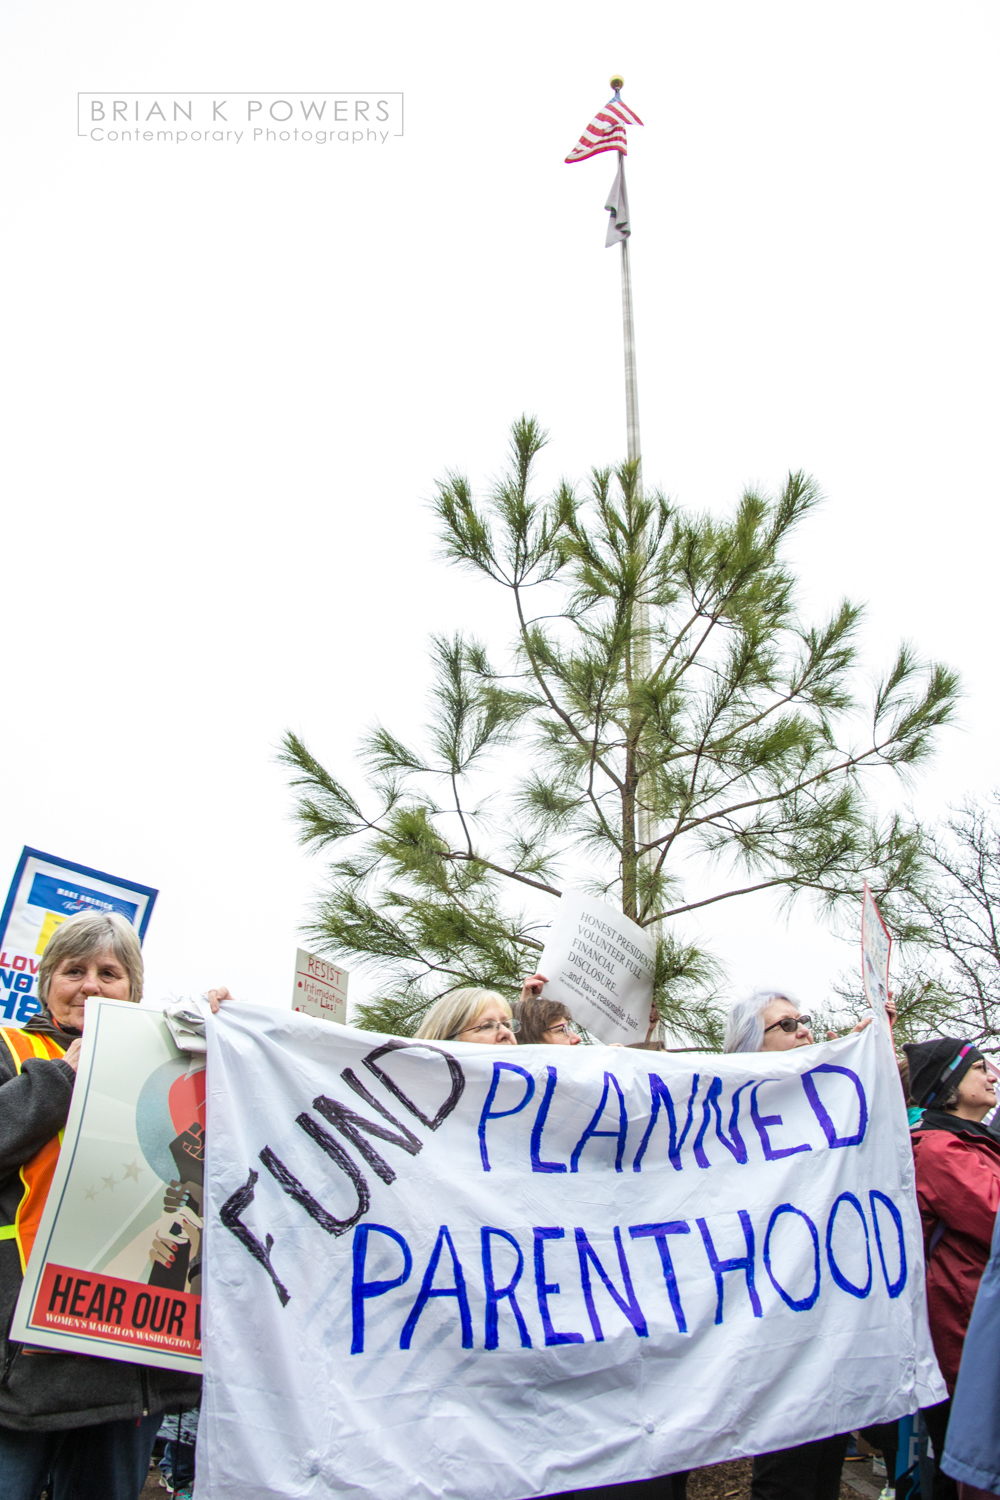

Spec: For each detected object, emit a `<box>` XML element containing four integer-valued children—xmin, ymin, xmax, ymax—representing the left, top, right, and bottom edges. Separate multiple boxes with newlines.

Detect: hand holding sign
<box><xmin>519</xmin><ymin>973</ymin><xmax>547</xmax><ymax>1001</ymax></box>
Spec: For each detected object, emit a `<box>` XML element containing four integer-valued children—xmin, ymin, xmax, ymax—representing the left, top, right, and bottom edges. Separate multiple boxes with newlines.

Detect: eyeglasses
<box><xmin>763</xmin><ymin>1014</ymin><xmax>813</xmax><ymax>1035</ymax></box>
<box><xmin>544</xmin><ymin>1023</ymin><xmax>577</xmax><ymax>1038</ymax></box>
<box><xmin>452</xmin><ymin>1017</ymin><xmax>520</xmax><ymax>1038</ymax></box>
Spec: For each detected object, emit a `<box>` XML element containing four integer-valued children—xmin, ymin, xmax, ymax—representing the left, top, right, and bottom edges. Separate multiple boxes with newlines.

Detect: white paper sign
<box><xmin>536</xmin><ymin>891</ymin><xmax>655</xmax><ymax>1044</ymax></box>
<box><xmin>291</xmin><ymin>947</ymin><xmax>348</xmax><ymax>1024</ymax></box>
<box><xmin>198</xmin><ymin>1007</ymin><xmax>945</xmax><ymax>1500</ymax></box>
<box><xmin>862</xmin><ymin>882</ymin><xmax>892</xmax><ymax>1037</ymax></box>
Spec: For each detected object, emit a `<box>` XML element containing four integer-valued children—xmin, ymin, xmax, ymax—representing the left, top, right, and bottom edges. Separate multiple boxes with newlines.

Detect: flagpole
<box><xmin>620</xmin><ymin>168</ymin><xmax>665</xmax><ymax>1053</ymax></box>
<box><xmin>570</xmin><ymin>74</ymin><xmax>661</xmax><ymax>1033</ymax></box>
<box><xmin>618</xmin><ymin>189</ymin><xmax>649</xmax><ymax>684</ymax></box>
<box><xmin>620</xmin><ymin>224</ymin><xmax>642</xmax><ymax>473</ymax></box>
<box><xmin>609</xmin><ymin>95</ymin><xmax>653</xmax><ymax>876</ymax></box>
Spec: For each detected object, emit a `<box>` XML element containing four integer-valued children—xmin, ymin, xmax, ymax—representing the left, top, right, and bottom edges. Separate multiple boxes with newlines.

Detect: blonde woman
<box><xmin>415</xmin><ymin>988</ymin><xmax>519</xmax><ymax>1045</ymax></box>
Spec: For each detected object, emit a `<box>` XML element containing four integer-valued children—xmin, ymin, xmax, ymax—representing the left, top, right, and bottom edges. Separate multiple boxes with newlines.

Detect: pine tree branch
<box><xmin>646</xmin><ymin>876</ymin><xmax>792</xmax><ymax>922</ymax></box>
<box><xmin>450</xmin><ymin>770</ymin><xmax>475</xmax><ymax>857</ymax></box>
<box><xmin>647</xmin><ymin>738</ymin><xmax>898</xmax><ymax>852</ymax></box>
<box><xmin>443</xmin><ymin>849</ymin><xmax>561</xmax><ymax>898</ymax></box>
<box><xmin>512</xmin><ymin>580</ymin><xmax>625</xmax><ymax>793</ymax></box>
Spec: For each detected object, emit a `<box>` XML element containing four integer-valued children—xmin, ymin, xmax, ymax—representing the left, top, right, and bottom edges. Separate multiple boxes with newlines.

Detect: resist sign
<box><xmin>291</xmin><ymin>947</ymin><xmax>348</xmax><ymax>1024</ymax></box>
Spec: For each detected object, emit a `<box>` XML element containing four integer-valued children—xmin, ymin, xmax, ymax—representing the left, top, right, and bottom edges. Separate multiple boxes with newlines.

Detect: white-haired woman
<box><xmin>724</xmin><ymin>988</ymin><xmax>888</xmax><ymax>1055</ymax></box>
<box><xmin>723</xmin><ymin>989</ymin><xmax>845</xmax><ymax>1500</ymax></box>
<box><xmin>723</xmin><ymin>990</ymin><xmax>817</xmax><ymax>1054</ymax></box>
<box><xmin>722</xmin><ymin>987</ymin><xmax>888</xmax><ymax>1500</ymax></box>
<box><xmin>415</xmin><ymin>987</ymin><xmax>520</xmax><ymax>1045</ymax></box>
<box><xmin>0</xmin><ymin>910</ymin><xmax>200</xmax><ymax>1500</ymax></box>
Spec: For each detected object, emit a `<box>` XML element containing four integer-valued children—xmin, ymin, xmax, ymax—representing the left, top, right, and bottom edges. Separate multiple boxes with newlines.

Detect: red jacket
<box><xmin>911</xmin><ymin>1117</ymin><xmax>1000</xmax><ymax>1391</ymax></box>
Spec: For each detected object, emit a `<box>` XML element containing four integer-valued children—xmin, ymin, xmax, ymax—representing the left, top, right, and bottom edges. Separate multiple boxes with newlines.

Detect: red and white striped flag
<box><xmin>564</xmin><ymin>97</ymin><xmax>643</xmax><ymax>164</ymax></box>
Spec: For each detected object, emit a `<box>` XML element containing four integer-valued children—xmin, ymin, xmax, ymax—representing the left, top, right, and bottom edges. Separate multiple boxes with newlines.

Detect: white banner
<box><xmin>537</xmin><ymin>891</ymin><xmax>655</xmax><ymax>1043</ymax></box>
<box><xmin>198</xmin><ymin>1007</ymin><xmax>945</xmax><ymax>1500</ymax></box>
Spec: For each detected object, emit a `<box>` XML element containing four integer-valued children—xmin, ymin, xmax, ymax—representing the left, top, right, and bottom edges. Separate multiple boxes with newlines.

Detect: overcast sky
<box><xmin>1</xmin><ymin>2</ymin><xmax>996</xmax><ymax>1019</ymax></box>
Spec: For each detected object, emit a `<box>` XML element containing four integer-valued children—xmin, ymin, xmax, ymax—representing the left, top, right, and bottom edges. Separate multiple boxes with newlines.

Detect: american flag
<box><xmin>564</xmin><ymin>98</ymin><xmax>643</xmax><ymax>164</ymax></box>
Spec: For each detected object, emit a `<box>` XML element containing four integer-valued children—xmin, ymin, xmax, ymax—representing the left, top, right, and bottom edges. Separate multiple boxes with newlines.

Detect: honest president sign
<box><xmin>537</xmin><ymin>891</ymin><xmax>655</xmax><ymax>1044</ymax></box>
<box><xmin>197</xmin><ymin>1006</ymin><xmax>944</xmax><ymax>1500</ymax></box>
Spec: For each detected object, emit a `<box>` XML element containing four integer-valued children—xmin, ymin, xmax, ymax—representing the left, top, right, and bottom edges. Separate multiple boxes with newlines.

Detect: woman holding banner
<box><xmin>905</xmin><ymin>1039</ymin><xmax>1000</xmax><ymax>1500</ymax></box>
<box><xmin>723</xmin><ymin>989</ymin><xmax>851</xmax><ymax>1500</ymax></box>
<box><xmin>724</xmin><ymin>990</ymin><xmax>817</xmax><ymax>1052</ymax></box>
<box><xmin>417</xmin><ymin>975</ymin><xmax>591</xmax><ymax>1046</ymax></box>
<box><xmin>724</xmin><ymin>987</ymin><xmax>905</xmax><ymax>1500</ymax></box>
<box><xmin>416</xmin><ymin>987</ymin><xmax>520</xmax><ymax>1044</ymax></box>
<box><xmin>0</xmin><ymin>911</ymin><xmax>201</xmax><ymax>1500</ymax></box>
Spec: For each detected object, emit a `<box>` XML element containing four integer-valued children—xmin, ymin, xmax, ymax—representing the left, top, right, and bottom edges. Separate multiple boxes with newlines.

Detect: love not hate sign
<box><xmin>197</xmin><ymin>1006</ymin><xmax>945</xmax><ymax>1500</ymax></box>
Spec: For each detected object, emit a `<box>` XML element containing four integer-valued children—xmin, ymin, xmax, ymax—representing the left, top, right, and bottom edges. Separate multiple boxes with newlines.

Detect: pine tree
<box><xmin>281</xmin><ymin>419</ymin><xmax>958</xmax><ymax>1043</ymax></box>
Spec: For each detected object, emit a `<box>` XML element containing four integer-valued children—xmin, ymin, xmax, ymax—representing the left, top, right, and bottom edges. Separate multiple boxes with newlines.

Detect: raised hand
<box><xmin>518</xmin><ymin>974</ymin><xmax>548</xmax><ymax>1003</ymax></box>
<box><xmin>163</xmin><ymin>1179</ymin><xmax>203</xmax><ymax>1215</ymax></box>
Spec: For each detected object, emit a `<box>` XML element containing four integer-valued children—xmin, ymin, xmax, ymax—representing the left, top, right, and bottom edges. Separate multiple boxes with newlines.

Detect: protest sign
<box><xmin>198</xmin><ymin>1004</ymin><xmax>945</xmax><ymax>1500</ymax></box>
<box><xmin>12</xmin><ymin>999</ymin><xmax>202</xmax><ymax>1371</ymax></box>
<box><xmin>0</xmin><ymin>847</ymin><xmax>157</xmax><ymax>1029</ymax></box>
<box><xmin>292</xmin><ymin>947</ymin><xmax>348</xmax><ymax>1024</ymax></box>
<box><xmin>862</xmin><ymin>880</ymin><xmax>893</xmax><ymax>1037</ymax></box>
<box><xmin>536</xmin><ymin>890</ymin><xmax>655</xmax><ymax>1043</ymax></box>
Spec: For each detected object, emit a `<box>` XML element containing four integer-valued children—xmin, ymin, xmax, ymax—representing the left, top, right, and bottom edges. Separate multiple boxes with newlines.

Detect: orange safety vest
<box><xmin>0</xmin><ymin>1027</ymin><xmax>67</xmax><ymax>1272</ymax></box>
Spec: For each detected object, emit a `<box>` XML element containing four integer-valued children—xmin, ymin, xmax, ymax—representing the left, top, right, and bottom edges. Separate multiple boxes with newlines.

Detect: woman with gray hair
<box><xmin>415</xmin><ymin>986</ymin><xmax>519</xmax><ymax>1045</ymax></box>
<box><xmin>0</xmin><ymin>909</ymin><xmax>200</xmax><ymax>1500</ymax></box>
<box><xmin>722</xmin><ymin>986</ymin><xmax>881</xmax><ymax>1500</ymax></box>
<box><xmin>723</xmin><ymin>990</ymin><xmax>815</xmax><ymax>1054</ymax></box>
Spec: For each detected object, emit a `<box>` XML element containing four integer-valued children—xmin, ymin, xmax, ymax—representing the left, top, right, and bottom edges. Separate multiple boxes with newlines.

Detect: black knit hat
<box><xmin>903</xmin><ymin>1038</ymin><xmax>983</xmax><ymax>1109</ymax></box>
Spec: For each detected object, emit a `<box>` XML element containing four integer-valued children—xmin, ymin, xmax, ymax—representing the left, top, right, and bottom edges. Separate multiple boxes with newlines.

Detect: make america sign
<box><xmin>198</xmin><ymin>1006</ymin><xmax>944</xmax><ymax>1500</ymax></box>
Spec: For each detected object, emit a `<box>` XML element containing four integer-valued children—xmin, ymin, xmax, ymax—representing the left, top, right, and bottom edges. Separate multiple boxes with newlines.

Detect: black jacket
<box><xmin>0</xmin><ymin>1008</ymin><xmax>199</xmax><ymax>1431</ymax></box>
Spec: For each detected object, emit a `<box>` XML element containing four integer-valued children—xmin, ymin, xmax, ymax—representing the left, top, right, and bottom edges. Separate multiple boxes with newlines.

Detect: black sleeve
<box><xmin>0</xmin><ymin>1057</ymin><xmax>74</xmax><ymax>1178</ymax></box>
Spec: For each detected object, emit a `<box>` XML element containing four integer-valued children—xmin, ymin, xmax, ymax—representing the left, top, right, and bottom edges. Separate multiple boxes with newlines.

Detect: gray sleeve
<box><xmin>0</xmin><ymin>1058</ymin><xmax>74</xmax><ymax>1177</ymax></box>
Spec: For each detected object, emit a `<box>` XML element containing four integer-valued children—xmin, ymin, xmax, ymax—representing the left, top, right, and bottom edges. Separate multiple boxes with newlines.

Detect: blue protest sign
<box><xmin>0</xmin><ymin>847</ymin><xmax>157</xmax><ymax>1027</ymax></box>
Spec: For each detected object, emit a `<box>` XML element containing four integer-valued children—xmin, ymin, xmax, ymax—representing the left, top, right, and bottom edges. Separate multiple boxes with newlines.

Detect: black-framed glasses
<box><xmin>544</xmin><ymin>1022</ymin><xmax>578</xmax><ymax>1038</ymax></box>
<box><xmin>763</xmin><ymin>1014</ymin><xmax>813</xmax><ymax>1035</ymax></box>
<box><xmin>452</xmin><ymin>1016</ymin><xmax>520</xmax><ymax>1038</ymax></box>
